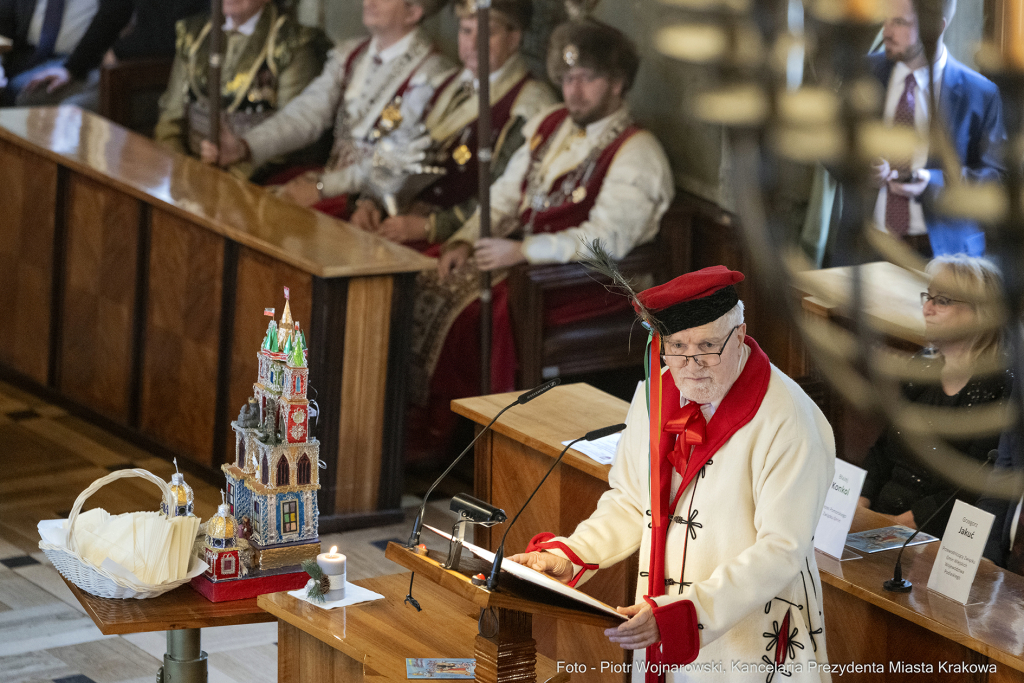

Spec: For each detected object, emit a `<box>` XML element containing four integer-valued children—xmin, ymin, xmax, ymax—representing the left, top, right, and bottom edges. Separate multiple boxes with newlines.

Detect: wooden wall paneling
<box><xmin>212</xmin><ymin>240</ymin><xmax>239</xmax><ymax>469</ymax></box>
<box><xmin>0</xmin><ymin>139</ymin><xmax>57</xmax><ymax>384</ymax></box>
<box><xmin>228</xmin><ymin>247</ymin><xmax>312</xmax><ymax>465</ymax></box>
<box><xmin>307</xmin><ymin>276</ymin><xmax>347</xmax><ymax>523</ymax></box>
<box><xmin>59</xmin><ymin>173</ymin><xmax>140</xmax><ymax>423</ymax></box>
<box><xmin>138</xmin><ymin>209</ymin><xmax>225</xmax><ymax>466</ymax></box>
<box><xmin>335</xmin><ymin>275</ymin><xmax>394</xmax><ymax>515</ymax></box>
<box><xmin>378</xmin><ymin>272</ymin><xmax>416</xmax><ymax>513</ymax></box>
<box><xmin>127</xmin><ymin>204</ymin><xmax>151</xmax><ymax>428</ymax></box>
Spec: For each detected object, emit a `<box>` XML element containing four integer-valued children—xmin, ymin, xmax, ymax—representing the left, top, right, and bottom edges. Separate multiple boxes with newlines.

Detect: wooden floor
<box><xmin>0</xmin><ymin>380</ymin><xmax>468</xmax><ymax>683</ymax></box>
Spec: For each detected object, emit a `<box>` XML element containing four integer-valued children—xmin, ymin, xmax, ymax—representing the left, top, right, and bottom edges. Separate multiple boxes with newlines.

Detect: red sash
<box><xmin>420</xmin><ymin>74</ymin><xmax>532</xmax><ymax>209</ymax></box>
<box><xmin>517</xmin><ymin>108</ymin><xmax>641</xmax><ymax>234</ymax></box>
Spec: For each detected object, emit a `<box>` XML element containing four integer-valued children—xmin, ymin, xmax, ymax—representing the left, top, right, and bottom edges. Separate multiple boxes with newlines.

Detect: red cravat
<box><xmin>664</xmin><ymin>402</ymin><xmax>706</xmax><ymax>473</ymax></box>
<box><xmin>885</xmin><ymin>73</ymin><xmax>917</xmax><ymax>238</ymax></box>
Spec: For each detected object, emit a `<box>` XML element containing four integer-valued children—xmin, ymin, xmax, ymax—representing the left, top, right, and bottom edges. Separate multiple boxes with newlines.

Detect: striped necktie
<box><xmin>884</xmin><ymin>73</ymin><xmax>917</xmax><ymax>238</ymax></box>
<box><xmin>34</xmin><ymin>0</ymin><xmax>66</xmax><ymax>61</ymax></box>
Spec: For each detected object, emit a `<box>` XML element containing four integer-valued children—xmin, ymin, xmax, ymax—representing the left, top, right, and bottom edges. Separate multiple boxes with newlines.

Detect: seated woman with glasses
<box><xmin>858</xmin><ymin>255</ymin><xmax>1012</xmax><ymax>536</ymax></box>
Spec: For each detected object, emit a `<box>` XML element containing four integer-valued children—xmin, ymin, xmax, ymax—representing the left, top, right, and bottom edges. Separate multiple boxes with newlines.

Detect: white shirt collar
<box><xmin>582</xmin><ymin>104</ymin><xmax>630</xmax><ymax>139</ymax></box>
<box><xmin>370</xmin><ymin>29</ymin><xmax>417</xmax><ymax>65</ymax></box>
<box><xmin>223</xmin><ymin>8</ymin><xmax>263</xmax><ymax>36</ymax></box>
<box><xmin>892</xmin><ymin>42</ymin><xmax>947</xmax><ymax>92</ymax></box>
<box><xmin>459</xmin><ymin>52</ymin><xmax>519</xmax><ymax>88</ymax></box>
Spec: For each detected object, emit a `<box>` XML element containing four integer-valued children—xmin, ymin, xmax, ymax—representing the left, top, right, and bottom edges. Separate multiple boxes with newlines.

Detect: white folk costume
<box><xmin>242</xmin><ymin>27</ymin><xmax>452</xmax><ymax>198</ymax></box>
<box><xmin>415</xmin><ymin>54</ymin><xmax>557</xmax><ymax>244</ymax></box>
<box><xmin>444</xmin><ymin>101</ymin><xmax>673</xmax><ymax>262</ymax></box>
<box><xmin>409</xmin><ymin>102</ymin><xmax>673</xmax><ymax>402</ymax></box>
<box><xmin>526</xmin><ymin>267</ymin><xmax>835</xmax><ymax>683</ymax></box>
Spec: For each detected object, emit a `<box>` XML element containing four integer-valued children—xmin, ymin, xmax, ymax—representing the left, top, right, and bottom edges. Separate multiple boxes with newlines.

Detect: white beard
<box><xmin>678</xmin><ymin>377</ymin><xmax>728</xmax><ymax>405</ymax></box>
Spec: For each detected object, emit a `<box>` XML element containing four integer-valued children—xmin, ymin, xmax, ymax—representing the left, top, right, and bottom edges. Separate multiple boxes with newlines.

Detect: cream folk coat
<box><xmin>555</xmin><ymin>362</ymin><xmax>835</xmax><ymax>683</ymax></box>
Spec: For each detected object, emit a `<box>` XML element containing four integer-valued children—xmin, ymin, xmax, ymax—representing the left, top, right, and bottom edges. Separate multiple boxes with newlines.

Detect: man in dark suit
<box><xmin>1</xmin><ymin>0</ymin><xmax>98</xmax><ymax>104</ymax></box>
<box><xmin>828</xmin><ymin>0</ymin><xmax>1005</xmax><ymax>265</ymax></box>
<box><xmin>1</xmin><ymin>0</ymin><xmax>204</xmax><ymax>108</ymax></box>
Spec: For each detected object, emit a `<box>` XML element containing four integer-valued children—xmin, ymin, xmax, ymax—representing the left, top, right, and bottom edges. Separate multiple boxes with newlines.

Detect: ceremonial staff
<box><xmin>476</xmin><ymin>0</ymin><xmax>493</xmax><ymax>394</ymax></box>
<box><xmin>208</xmin><ymin>0</ymin><xmax>226</xmax><ymax>151</ymax></box>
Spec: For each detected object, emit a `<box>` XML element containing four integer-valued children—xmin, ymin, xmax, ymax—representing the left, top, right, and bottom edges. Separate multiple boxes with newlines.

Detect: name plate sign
<box><xmin>814</xmin><ymin>459</ymin><xmax>866</xmax><ymax>559</ymax></box>
<box><xmin>927</xmin><ymin>499</ymin><xmax>994</xmax><ymax>605</ymax></box>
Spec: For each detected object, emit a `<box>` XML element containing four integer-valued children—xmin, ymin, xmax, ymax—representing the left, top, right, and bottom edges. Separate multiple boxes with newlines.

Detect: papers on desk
<box><xmin>424</xmin><ymin>525</ymin><xmax>627</xmax><ymax>620</ymax></box>
<box><xmin>561</xmin><ymin>433</ymin><xmax>621</xmax><ymax>465</ymax></box>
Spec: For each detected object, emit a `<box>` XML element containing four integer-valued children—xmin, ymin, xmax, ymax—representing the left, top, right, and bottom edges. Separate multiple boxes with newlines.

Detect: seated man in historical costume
<box><xmin>408</xmin><ymin>19</ymin><xmax>674</xmax><ymax>460</ymax></box>
<box><xmin>349</xmin><ymin>0</ymin><xmax>557</xmax><ymax>248</ymax></box>
<box><xmin>202</xmin><ymin>0</ymin><xmax>451</xmax><ymax>216</ymax></box>
<box><xmin>154</xmin><ymin>0</ymin><xmax>329</xmax><ymax>179</ymax></box>
<box><xmin>511</xmin><ymin>266</ymin><xmax>836</xmax><ymax>681</ymax></box>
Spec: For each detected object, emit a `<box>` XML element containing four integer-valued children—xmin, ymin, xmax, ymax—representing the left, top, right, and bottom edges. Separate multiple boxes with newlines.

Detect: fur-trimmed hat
<box><xmin>454</xmin><ymin>0</ymin><xmax>533</xmax><ymax>31</ymax></box>
<box><xmin>635</xmin><ymin>266</ymin><xmax>745</xmax><ymax>335</ymax></box>
<box><xmin>546</xmin><ymin>19</ymin><xmax>640</xmax><ymax>92</ymax></box>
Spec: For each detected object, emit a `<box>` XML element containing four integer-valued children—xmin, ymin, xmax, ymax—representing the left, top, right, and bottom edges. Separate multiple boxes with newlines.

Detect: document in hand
<box><xmin>424</xmin><ymin>525</ymin><xmax>627</xmax><ymax>620</ymax></box>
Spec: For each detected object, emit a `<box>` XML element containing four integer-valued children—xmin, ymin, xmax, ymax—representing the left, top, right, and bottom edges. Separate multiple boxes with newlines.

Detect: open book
<box><xmin>425</xmin><ymin>525</ymin><xmax>627</xmax><ymax>620</ymax></box>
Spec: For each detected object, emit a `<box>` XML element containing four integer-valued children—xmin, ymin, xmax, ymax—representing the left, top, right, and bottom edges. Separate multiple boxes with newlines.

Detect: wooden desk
<box><xmin>0</xmin><ymin>35</ymin><xmax>11</xmax><ymax>54</ymax></box>
<box><xmin>794</xmin><ymin>261</ymin><xmax>927</xmax><ymax>347</ymax></box>
<box><xmin>453</xmin><ymin>383</ymin><xmax>633</xmax><ymax>682</ymax></box>
<box><xmin>818</xmin><ymin>506</ymin><xmax>1024</xmax><ymax>682</ymax></box>
<box><xmin>63</xmin><ymin>577</ymin><xmax>273</xmax><ymax>682</ymax></box>
<box><xmin>259</xmin><ymin>573</ymin><xmax>559</xmax><ymax>682</ymax></box>
<box><xmin>0</xmin><ymin>106</ymin><xmax>434</xmax><ymax>531</ymax></box>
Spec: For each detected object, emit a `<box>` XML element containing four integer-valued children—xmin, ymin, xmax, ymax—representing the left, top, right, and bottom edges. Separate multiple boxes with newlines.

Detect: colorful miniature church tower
<box><xmin>193</xmin><ymin>288</ymin><xmax>321</xmax><ymax>601</ymax></box>
<box><xmin>223</xmin><ymin>288</ymin><xmax>320</xmax><ymax>573</ymax></box>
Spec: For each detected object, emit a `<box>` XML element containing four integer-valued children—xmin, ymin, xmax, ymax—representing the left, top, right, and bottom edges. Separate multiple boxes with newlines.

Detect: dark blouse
<box><xmin>860</xmin><ymin>350</ymin><xmax>1013</xmax><ymax>537</ymax></box>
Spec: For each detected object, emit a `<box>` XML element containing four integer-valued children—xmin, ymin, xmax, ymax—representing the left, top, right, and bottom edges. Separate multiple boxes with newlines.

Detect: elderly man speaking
<box><xmin>512</xmin><ymin>266</ymin><xmax>836</xmax><ymax>682</ymax></box>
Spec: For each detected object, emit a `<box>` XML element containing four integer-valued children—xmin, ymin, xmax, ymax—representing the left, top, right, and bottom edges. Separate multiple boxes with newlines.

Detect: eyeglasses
<box><xmin>920</xmin><ymin>292</ymin><xmax>970</xmax><ymax>308</ymax></box>
<box><xmin>661</xmin><ymin>326</ymin><xmax>739</xmax><ymax>368</ymax></box>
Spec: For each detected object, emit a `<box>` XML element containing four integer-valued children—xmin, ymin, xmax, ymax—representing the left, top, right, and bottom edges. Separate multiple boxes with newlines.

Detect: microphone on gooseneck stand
<box><xmin>486</xmin><ymin>422</ymin><xmax>627</xmax><ymax>591</ymax></box>
<box><xmin>401</xmin><ymin>378</ymin><xmax>560</xmax><ymax>611</ymax></box>
<box><xmin>883</xmin><ymin>449</ymin><xmax>998</xmax><ymax>593</ymax></box>
<box><xmin>405</xmin><ymin>378</ymin><xmax>561</xmax><ymax>549</ymax></box>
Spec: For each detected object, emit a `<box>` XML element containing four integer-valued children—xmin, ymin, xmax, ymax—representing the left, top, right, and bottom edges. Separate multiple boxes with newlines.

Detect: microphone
<box><xmin>405</xmin><ymin>378</ymin><xmax>560</xmax><ymax>549</ymax></box>
<box><xmin>883</xmin><ymin>449</ymin><xmax>998</xmax><ymax>592</ymax></box>
<box><xmin>485</xmin><ymin>422</ymin><xmax>627</xmax><ymax>591</ymax></box>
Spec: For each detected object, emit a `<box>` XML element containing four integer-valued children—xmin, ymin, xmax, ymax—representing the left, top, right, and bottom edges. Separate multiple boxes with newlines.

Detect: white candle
<box><xmin>316</xmin><ymin>545</ymin><xmax>346</xmax><ymax>601</ymax></box>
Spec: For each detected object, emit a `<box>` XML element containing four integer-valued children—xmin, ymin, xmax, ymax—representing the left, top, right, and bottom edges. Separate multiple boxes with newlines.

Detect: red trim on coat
<box><xmin>525</xmin><ymin>532</ymin><xmax>598</xmax><ymax>588</ymax></box>
<box><xmin>644</xmin><ymin>597</ymin><xmax>700</xmax><ymax>667</ymax></box>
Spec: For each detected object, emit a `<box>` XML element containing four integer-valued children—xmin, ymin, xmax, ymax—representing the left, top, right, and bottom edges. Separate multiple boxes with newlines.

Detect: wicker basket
<box><xmin>38</xmin><ymin>468</ymin><xmax>203</xmax><ymax>599</ymax></box>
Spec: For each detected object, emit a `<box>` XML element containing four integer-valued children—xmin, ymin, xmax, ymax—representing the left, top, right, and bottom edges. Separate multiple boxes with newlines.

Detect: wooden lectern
<box><xmin>385</xmin><ymin>542</ymin><xmax>621</xmax><ymax>683</ymax></box>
